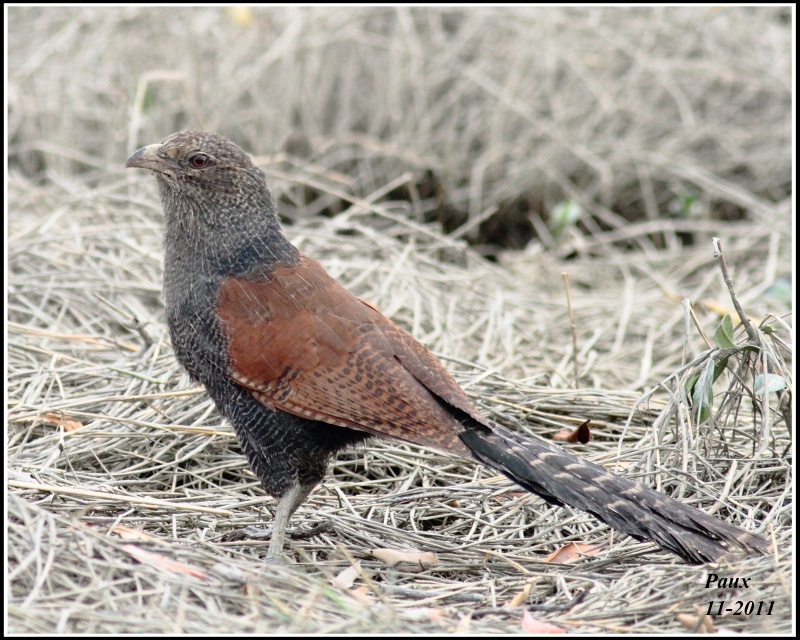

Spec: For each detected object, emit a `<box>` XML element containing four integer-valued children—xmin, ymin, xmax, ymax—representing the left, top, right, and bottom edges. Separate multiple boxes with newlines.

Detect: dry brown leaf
<box><xmin>493</xmin><ymin>492</ymin><xmax>526</xmax><ymax>502</ymax></box>
<box><xmin>543</xmin><ymin>542</ymin><xmax>603</xmax><ymax>563</ymax></box>
<box><xmin>111</xmin><ymin>525</ymin><xmax>159</xmax><ymax>542</ymax></box>
<box><xmin>351</xmin><ymin>585</ymin><xmax>369</xmax><ymax>598</ymax></box>
<box><xmin>676</xmin><ymin>612</ymin><xmax>714</xmax><ymax>633</ymax></box>
<box><xmin>122</xmin><ymin>544</ymin><xmax>207</xmax><ymax>579</ymax></box>
<box><xmin>521</xmin><ymin>610</ymin><xmax>565</xmax><ymax>634</ymax></box>
<box><xmin>330</xmin><ymin>561</ymin><xmax>362</xmax><ymax>589</ymax></box>
<box><xmin>505</xmin><ymin>582</ymin><xmax>532</xmax><ymax>608</ymax></box>
<box><xmin>552</xmin><ymin>420</ymin><xmax>591</xmax><ymax>443</ymax></box>
<box><xmin>42</xmin><ymin>412</ymin><xmax>83</xmax><ymax>431</ymax></box>
<box><xmin>370</xmin><ymin>548</ymin><xmax>438</xmax><ymax>565</ymax></box>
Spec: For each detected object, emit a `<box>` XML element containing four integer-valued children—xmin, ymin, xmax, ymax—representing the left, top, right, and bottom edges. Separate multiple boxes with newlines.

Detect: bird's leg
<box><xmin>266</xmin><ymin>481</ymin><xmax>315</xmax><ymax>561</ymax></box>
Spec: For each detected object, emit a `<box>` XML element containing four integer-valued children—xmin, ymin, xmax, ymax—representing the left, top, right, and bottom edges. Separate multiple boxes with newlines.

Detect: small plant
<box><xmin>640</xmin><ymin>239</ymin><xmax>791</xmax><ymax>458</ymax></box>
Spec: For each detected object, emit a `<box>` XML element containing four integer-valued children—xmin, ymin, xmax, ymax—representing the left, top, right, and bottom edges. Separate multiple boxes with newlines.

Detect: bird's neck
<box><xmin>161</xmin><ymin>197</ymin><xmax>300</xmax><ymax>308</ymax></box>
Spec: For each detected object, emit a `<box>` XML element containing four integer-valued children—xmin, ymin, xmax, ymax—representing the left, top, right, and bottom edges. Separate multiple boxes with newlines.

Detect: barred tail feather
<box><xmin>459</xmin><ymin>423</ymin><xmax>768</xmax><ymax>564</ymax></box>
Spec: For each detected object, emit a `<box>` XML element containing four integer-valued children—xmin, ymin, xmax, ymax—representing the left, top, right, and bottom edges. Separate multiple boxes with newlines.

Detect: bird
<box><xmin>126</xmin><ymin>130</ymin><xmax>768</xmax><ymax>564</ymax></box>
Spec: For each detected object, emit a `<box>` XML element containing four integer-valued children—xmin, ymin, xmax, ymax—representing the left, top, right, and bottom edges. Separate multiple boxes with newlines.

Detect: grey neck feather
<box><xmin>158</xmin><ymin>171</ymin><xmax>299</xmax><ymax>305</ymax></box>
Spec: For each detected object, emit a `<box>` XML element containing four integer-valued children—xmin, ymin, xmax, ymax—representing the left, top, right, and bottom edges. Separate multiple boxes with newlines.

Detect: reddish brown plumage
<box><xmin>126</xmin><ymin>130</ymin><xmax>769</xmax><ymax>563</ymax></box>
<box><xmin>218</xmin><ymin>255</ymin><xmax>475</xmax><ymax>457</ymax></box>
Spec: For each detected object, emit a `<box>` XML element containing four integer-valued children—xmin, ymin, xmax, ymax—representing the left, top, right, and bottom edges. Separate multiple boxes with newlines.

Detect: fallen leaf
<box><xmin>370</xmin><ymin>548</ymin><xmax>438</xmax><ymax>565</ymax></box>
<box><xmin>544</xmin><ymin>542</ymin><xmax>603</xmax><ymax>563</ymax></box>
<box><xmin>351</xmin><ymin>585</ymin><xmax>370</xmax><ymax>598</ymax></box>
<box><xmin>111</xmin><ymin>525</ymin><xmax>158</xmax><ymax>542</ymax></box>
<box><xmin>505</xmin><ymin>582</ymin><xmax>532</xmax><ymax>607</ymax></box>
<box><xmin>122</xmin><ymin>544</ymin><xmax>206</xmax><ymax>579</ymax></box>
<box><xmin>330</xmin><ymin>561</ymin><xmax>362</xmax><ymax>589</ymax></box>
<box><xmin>42</xmin><ymin>412</ymin><xmax>83</xmax><ymax>431</ymax></box>
<box><xmin>521</xmin><ymin>610</ymin><xmax>564</xmax><ymax>634</ymax></box>
<box><xmin>677</xmin><ymin>612</ymin><xmax>714</xmax><ymax>633</ymax></box>
<box><xmin>552</xmin><ymin>420</ymin><xmax>591</xmax><ymax>443</ymax></box>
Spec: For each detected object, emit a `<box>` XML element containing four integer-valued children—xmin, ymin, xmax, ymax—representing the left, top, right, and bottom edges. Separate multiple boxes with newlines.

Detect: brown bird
<box><xmin>126</xmin><ymin>131</ymin><xmax>767</xmax><ymax>563</ymax></box>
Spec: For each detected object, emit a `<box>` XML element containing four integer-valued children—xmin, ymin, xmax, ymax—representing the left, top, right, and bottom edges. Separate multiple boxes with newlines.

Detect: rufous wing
<box><xmin>216</xmin><ymin>255</ymin><xmax>491</xmax><ymax>456</ymax></box>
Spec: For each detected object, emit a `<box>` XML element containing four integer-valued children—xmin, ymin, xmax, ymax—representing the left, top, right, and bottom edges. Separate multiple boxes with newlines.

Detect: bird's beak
<box><xmin>125</xmin><ymin>143</ymin><xmax>180</xmax><ymax>173</ymax></box>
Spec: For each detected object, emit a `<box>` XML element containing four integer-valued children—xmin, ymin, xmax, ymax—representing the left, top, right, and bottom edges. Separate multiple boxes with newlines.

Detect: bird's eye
<box><xmin>189</xmin><ymin>153</ymin><xmax>209</xmax><ymax>168</ymax></box>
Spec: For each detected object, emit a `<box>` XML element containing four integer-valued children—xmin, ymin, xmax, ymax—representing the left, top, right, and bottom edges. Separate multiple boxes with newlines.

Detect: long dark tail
<box><xmin>459</xmin><ymin>422</ymin><xmax>768</xmax><ymax>564</ymax></box>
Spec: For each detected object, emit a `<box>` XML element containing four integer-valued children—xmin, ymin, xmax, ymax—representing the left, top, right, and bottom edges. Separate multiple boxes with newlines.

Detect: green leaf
<box><xmin>549</xmin><ymin>200</ymin><xmax>582</xmax><ymax>241</ymax></box>
<box><xmin>713</xmin><ymin>315</ymin><xmax>736</xmax><ymax>349</ymax></box>
<box><xmin>712</xmin><ymin>356</ymin><xmax>729</xmax><ymax>383</ymax></box>
<box><xmin>692</xmin><ymin>360</ymin><xmax>716</xmax><ymax>424</ymax></box>
<box><xmin>754</xmin><ymin>373</ymin><xmax>787</xmax><ymax>395</ymax></box>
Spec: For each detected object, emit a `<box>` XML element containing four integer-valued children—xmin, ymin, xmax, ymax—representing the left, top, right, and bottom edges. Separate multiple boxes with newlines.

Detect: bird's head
<box><xmin>126</xmin><ymin>130</ymin><xmax>278</xmax><ymax>232</ymax></box>
<box><xmin>127</xmin><ymin>130</ymin><xmax>294</xmax><ymax>273</ymax></box>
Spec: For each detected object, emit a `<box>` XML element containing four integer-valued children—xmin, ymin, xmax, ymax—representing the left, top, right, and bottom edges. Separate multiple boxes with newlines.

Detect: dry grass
<box><xmin>6</xmin><ymin>5</ymin><xmax>793</xmax><ymax>635</ymax></box>
<box><xmin>7</xmin><ymin>171</ymin><xmax>791</xmax><ymax>633</ymax></box>
<box><xmin>8</xmin><ymin>6</ymin><xmax>791</xmax><ymax>251</ymax></box>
